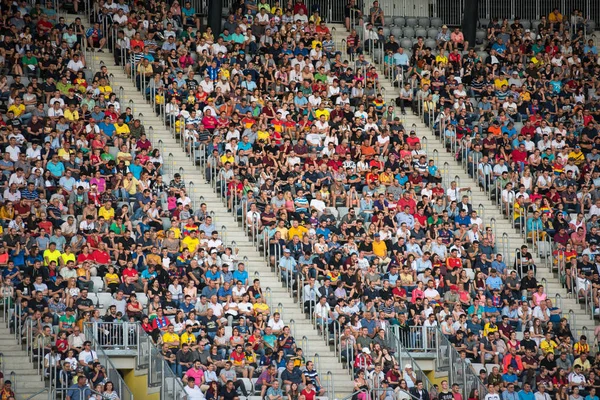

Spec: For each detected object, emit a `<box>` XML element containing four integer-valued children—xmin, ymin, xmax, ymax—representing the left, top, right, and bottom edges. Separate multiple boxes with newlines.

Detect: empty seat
<box><xmin>136</xmin><ymin>292</ymin><xmax>149</xmax><ymax>308</ymax></box>
<box><xmin>588</xmin><ymin>20</ymin><xmax>596</xmax><ymax>31</ymax></box>
<box><xmin>400</xmin><ymin>38</ymin><xmax>413</xmax><ymax>49</ymax></box>
<box><xmin>381</xmin><ymin>27</ymin><xmax>391</xmax><ymax>37</ymax></box>
<box><xmin>531</xmin><ymin>20</ymin><xmax>541</xmax><ymax>32</ymax></box>
<box><xmin>427</xmin><ymin>28</ymin><xmax>439</xmax><ymax>39</ymax></box>
<box><xmin>91</xmin><ymin>277</ymin><xmax>104</xmax><ymax>293</ymax></box>
<box><xmin>418</xmin><ymin>17</ymin><xmax>430</xmax><ymax>28</ymax></box>
<box><xmin>391</xmin><ymin>27</ymin><xmax>403</xmax><ymax>38</ymax></box>
<box><xmin>405</xmin><ymin>17</ymin><xmax>418</xmax><ymax>27</ymax></box>
<box><xmin>240</xmin><ymin>378</ymin><xmax>254</xmax><ymax>395</ymax></box>
<box><xmin>384</xmin><ymin>16</ymin><xmax>393</xmax><ymax>26</ymax></box>
<box><xmin>477</xmin><ymin>51</ymin><xmax>489</xmax><ymax>61</ymax></box>
<box><xmin>425</xmin><ymin>39</ymin><xmax>437</xmax><ymax>49</ymax></box>
<box><xmin>393</xmin><ymin>17</ymin><xmax>405</xmax><ymax>27</ymax></box>
<box><xmin>162</xmin><ymin>217</ymin><xmax>172</xmax><ymax>230</ymax></box>
<box><xmin>415</xmin><ymin>28</ymin><xmax>427</xmax><ymax>38</ymax></box>
<box><xmin>403</xmin><ymin>27</ymin><xmax>415</xmax><ymax>38</ymax></box>
<box><xmin>430</xmin><ymin>17</ymin><xmax>443</xmax><ymax>28</ymax></box>
<box><xmin>479</xmin><ymin>18</ymin><xmax>490</xmax><ymax>28</ymax></box>
<box><xmin>476</xmin><ymin>30</ymin><xmax>486</xmax><ymax>44</ymax></box>
<box><xmin>97</xmin><ymin>293</ymin><xmax>113</xmax><ymax>309</ymax></box>
<box><xmin>521</xmin><ymin>20</ymin><xmax>531</xmax><ymax>29</ymax></box>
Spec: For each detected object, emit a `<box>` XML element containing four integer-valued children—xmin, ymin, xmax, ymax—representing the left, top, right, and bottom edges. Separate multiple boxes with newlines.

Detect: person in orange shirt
<box><xmin>360</xmin><ymin>138</ymin><xmax>376</xmax><ymax>159</ymax></box>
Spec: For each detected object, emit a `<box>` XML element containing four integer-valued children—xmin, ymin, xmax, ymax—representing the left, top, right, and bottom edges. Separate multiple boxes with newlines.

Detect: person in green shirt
<box><xmin>59</xmin><ymin>308</ymin><xmax>77</xmax><ymax>333</ymax></box>
<box><xmin>22</xmin><ymin>50</ymin><xmax>38</xmax><ymax>76</ymax></box>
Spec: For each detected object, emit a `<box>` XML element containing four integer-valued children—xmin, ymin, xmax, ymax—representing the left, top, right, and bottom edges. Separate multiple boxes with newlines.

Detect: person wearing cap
<box><xmin>279</xmin><ymin>247</ymin><xmax>297</xmax><ymax>286</ymax></box>
<box><xmin>403</xmin><ymin>363</ymin><xmax>417</xmax><ymax>389</ymax></box>
<box><xmin>436</xmin><ymin>25</ymin><xmax>451</xmax><ymax>51</ymax></box>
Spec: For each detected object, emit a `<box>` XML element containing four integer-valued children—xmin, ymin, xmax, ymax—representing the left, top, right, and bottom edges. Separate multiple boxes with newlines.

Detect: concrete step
<box><xmin>97</xmin><ymin>47</ymin><xmax>355</xmax><ymax>394</ymax></box>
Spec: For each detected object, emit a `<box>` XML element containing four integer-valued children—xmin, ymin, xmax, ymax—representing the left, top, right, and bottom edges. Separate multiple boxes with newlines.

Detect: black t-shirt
<box><xmin>16</xmin><ymin>281</ymin><xmax>34</xmax><ymax>298</ymax></box>
<box><xmin>220</xmin><ymin>388</ymin><xmax>238</xmax><ymax>400</ymax></box>
<box><xmin>520</xmin><ymin>338</ymin><xmax>537</xmax><ymax>352</ymax></box>
<box><xmin>438</xmin><ymin>391</ymin><xmax>454</xmax><ymax>400</ymax></box>
<box><xmin>75</xmin><ymin>297</ymin><xmax>94</xmax><ymax>310</ymax></box>
<box><xmin>200</xmin><ymin>315</ymin><xmax>218</xmax><ymax>333</ymax></box>
<box><xmin>28</xmin><ymin>298</ymin><xmax>48</xmax><ymax>313</ymax></box>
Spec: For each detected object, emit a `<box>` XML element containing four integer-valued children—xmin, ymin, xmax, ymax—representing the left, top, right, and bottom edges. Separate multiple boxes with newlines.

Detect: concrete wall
<box><xmin>123</xmin><ymin>368</ymin><xmax>160</xmax><ymax>400</ymax></box>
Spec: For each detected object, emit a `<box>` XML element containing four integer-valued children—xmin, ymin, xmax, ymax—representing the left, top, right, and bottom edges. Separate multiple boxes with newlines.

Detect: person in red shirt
<box><xmin>76</xmin><ymin>246</ymin><xmax>95</xmax><ymax>264</ymax></box>
<box><xmin>121</xmin><ymin>263</ymin><xmax>139</xmax><ymax>283</ymax></box>
<box><xmin>406</xmin><ymin>130</ymin><xmax>420</xmax><ymax>149</ymax></box>
<box><xmin>511</xmin><ymin>143</ymin><xmax>528</xmax><ymax>171</ymax></box>
<box><xmin>397</xmin><ymin>192</ymin><xmax>416</xmax><ymax>214</ymax></box>
<box><xmin>36</xmin><ymin>14</ymin><xmax>53</xmax><ymax>35</ymax></box>
<box><xmin>301</xmin><ymin>382</ymin><xmax>318</xmax><ymax>400</ymax></box>
<box><xmin>446</xmin><ymin>249</ymin><xmax>463</xmax><ymax>270</ymax></box>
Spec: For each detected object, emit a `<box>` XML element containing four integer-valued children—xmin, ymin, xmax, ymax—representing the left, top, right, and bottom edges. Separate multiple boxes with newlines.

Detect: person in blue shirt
<box><xmin>128</xmin><ymin>158</ymin><xmax>143</xmax><ymax>179</ymax></box>
<box><xmin>98</xmin><ymin>116</ymin><xmax>116</xmax><ymax>139</ymax></box>
<box><xmin>217</xmin><ymin>281</ymin><xmax>233</xmax><ymax>302</ymax></box>
<box><xmin>485</xmin><ymin>269</ymin><xmax>503</xmax><ymax>293</ymax></box>
<box><xmin>241</xmin><ymin>74</ymin><xmax>257</xmax><ymax>91</ymax></box>
<box><xmin>502</xmin><ymin>365</ymin><xmax>519</xmax><ymax>385</ymax></box>
<box><xmin>454</xmin><ymin>209</ymin><xmax>471</xmax><ymax>229</ymax></box>
<box><xmin>232</xmin><ymin>263</ymin><xmax>249</xmax><ymax>286</ymax></box>
<box><xmin>205</xmin><ymin>265</ymin><xmax>221</xmax><ymax>282</ymax></box>
<box><xmin>46</xmin><ymin>155</ymin><xmax>65</xmax><ymax>178</ymax></box>
<box><xmin>2</xmin><ymin>262</ymin><xmax>21</xmax><ymax>285</ymax></box>
<box><xmin>517</xmin><ymin>383</ymin><xmax>535</xmax><ymax>400</ymax></box>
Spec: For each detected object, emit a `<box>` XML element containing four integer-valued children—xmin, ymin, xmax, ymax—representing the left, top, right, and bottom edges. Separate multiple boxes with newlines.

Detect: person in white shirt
<box><xmin>534</xmin><ymin>384</ymin><xmax>552</xmax><ymax>400</ymax></box>
<box><xmin>267</xmin><ymin>312</ymin><xmax>285</xmax><ymax>334</ymax></box>
<box><xmin>183</xmin><ymin>377</ymin><xmax>206</xmax><ymax>400</ymax></box>
<box><xmin>484</xmin><ymin>384</ymin><xmax>500</xmax><ymax>400</ymax></box>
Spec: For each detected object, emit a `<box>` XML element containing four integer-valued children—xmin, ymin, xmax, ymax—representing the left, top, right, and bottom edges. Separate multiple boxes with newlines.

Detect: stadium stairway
<box><xmin>89</xmin><ymin>50</ymin><xmax>353</xmax><ymax>399</ymax></box>
<box><xmin>0</xmin><ymin>322</ymin><xmax>47</xmax><ymax>400</ymax></box>
<box><xmin>329</xmin><ymin>24</ymin><xmax>596</xmax><ymax>331</ymax></box>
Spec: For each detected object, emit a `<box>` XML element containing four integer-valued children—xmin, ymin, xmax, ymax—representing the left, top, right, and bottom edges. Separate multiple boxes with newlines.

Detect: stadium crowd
<box><xmin>0</xmin><ymin>0</ymin><xmax>600</xmax><ymax>399</ymax></box>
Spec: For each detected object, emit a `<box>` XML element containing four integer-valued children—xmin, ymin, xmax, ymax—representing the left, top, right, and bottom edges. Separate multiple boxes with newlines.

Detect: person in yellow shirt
<box><xmin>220</xmin><ymin>150</ymin><xmax>235</xmax><ymax>165</ymax></box>
<box><xmin>314</xmin><ymin>106</ymin><xmax>330</xmax><ymax>120</ymax></box>
<box><xmin>98</xmin><ymin>78</ymin><xmax>113</xmax><ymax>100</ymax></box>
<box><xmin>253</xmin><ymin>298</ymin><xmax>270</xmax><ymax>315</ymax></box>
<box><xmin>181</xmin><ymin>230</ymin><xmax>200</xmax><ymax>253</ymax></box>
<box><xmin>64</xmin><ymin>104</ymin><xmax>80</xmax><ymax>122</ymax></box>
<box><xmin>180</xmin><ymin>325</ymin><xmax>197</xmax><ymax>349</ymax></box>
<box><xmin>548</xmin><ymin>8</ymin><xmax>563</xmax><ymax>30</ymax></box>
<box><xmin>122</xmin><ymin>172</ymin><xmax>140</xmax><ymax>196</ymax></box>
<box><xmin>372</xmin><ymin>234</ymin><xmax>387</xmax><ymax>258</ymax></box>
<box><xmin>114</xmin><ymin>119</ymin><xmax>131</xmax><ymax>149</ymax></box>
<box><xmin>482</xmin><ymin>321</ymin><xmax>499</xmax><ymax>337</ymax></box>
<box><xmin>435</xmin><ymin>49</ymin><xmax>448</xmax><ymax>66</ymax></box>
<box><xmin>494</xmin><ymin>76</ymin><xmax>509</xmax><ymax>90</ymax></box>
<box><xmin>162</xmin><ymin>325</ymin><xmax>181</xmax><ymax>351</ymax></box>
<box><xmin>117</xmin><ymin>145</ymin><xmax>134</xmax><ymax>166</ymax></box>
<box><xmin>287</xmin><ymin>220</ymin><xmax>308</xmax><ymax>240</ymax></box>
<box><xmin>98</xmin><ymin>201</ymin><xmax>115</xmax><ymax>221</ymax></box>
<box><xmin>568</xmin><ymin>146</ymin><xmax>586</xmax><ymax>167</ymax></box>
<box><xmin>43</xmin><ymin>242</ymin><xmax>62</xmax><ymax>266</ymax></box>
<box><xmin>257</xmin><ymin>126</ymin><xmax>270</xmax><ymax>142</ymax></box>
<box><xmin>7</xmin><ymin>97</ymin><xmax>26</xmax><ymax>118</ymax></box>
<box><xmin>540</xmin><ymin>332</ymin><xmax>558</xmax><ymax>355</ymax></box>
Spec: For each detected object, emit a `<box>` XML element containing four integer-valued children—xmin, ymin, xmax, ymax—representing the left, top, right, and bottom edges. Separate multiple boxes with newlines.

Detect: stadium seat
<box><xmin>91</xmin><ymin>277</ymin><xmax>104</xmax><ymax>293</ymax></box>
<box><xmin>393</xmin><ymin>17</ymin><xmax>405</xmax><ymax>27</ymax></box>
<box><xmin>405</xmin><ymin>17</ymin><xmax>418</xmax><ymax>27</ymax></box>
<box><xmin>418</xmin><ymin>17</ymin><xmax>430</xmax><ymax>28</ymax></box>
<box><xmin>427</xmin><ymin>28</ymin><xmax>439</xmax><ymax>39</ymax></box>
<box><xmin>402</xmin><ymin>27</ymin><xmax>415</xmax><ymax>39</ymax></box>
<box><xmin>415</xmin><ymin>28</ymin><xmax>427</xmax><ymax>38</ymax></box>
<box><xmin>430</xmin><ymin>17</ymin><xmax>444</xmax><ymax>28</ymax></box>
